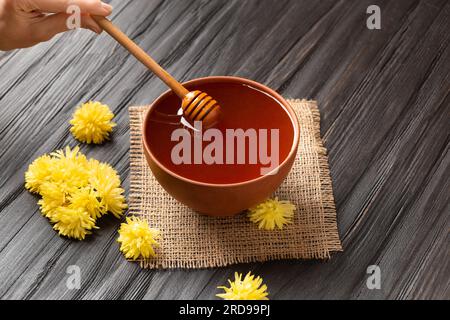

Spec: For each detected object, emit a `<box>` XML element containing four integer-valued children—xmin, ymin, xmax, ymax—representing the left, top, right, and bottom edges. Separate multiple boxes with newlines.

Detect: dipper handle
<box><xmin>92</xmin><ymin>15</ymin><xmax>189</xmax><ymax>99</ymax></box>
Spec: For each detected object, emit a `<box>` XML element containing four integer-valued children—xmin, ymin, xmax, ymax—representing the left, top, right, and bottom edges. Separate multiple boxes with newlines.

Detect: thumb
<box><xmin>30</xmin><ymin>13</ymin><xmax>102</xmax><ymax>43</ymax></box>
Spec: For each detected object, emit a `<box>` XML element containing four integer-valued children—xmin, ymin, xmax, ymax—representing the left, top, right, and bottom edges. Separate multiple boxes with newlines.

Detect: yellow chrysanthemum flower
<box><xmin>217</xmin><ymin>272</ymin><xmax>269</xmax><ymax>300</ymax></box>
<box><xmin>51</xmin><ymin>206</ymin><xmax>97</xmax><ymax>240</ymax></box>
<box><xmin>38</xmin><ymin>182</ymin><xmax>67</xmax><ymax>219</ymax></box>
<box><xmin>25</xmin><ymin>155</ymin><xmax>55</xmax><ymax>193</ymax></box>
<box><xmin>88</xmin><ymin>159</ymin><xmax>121</xmax><ymax>188</ymax></box>
<box><xmin>248</xmin><ymin>198</ymin><xmax>296</xmax><ymax>230</ymax></box>
<box><xmin>49</xmin><ymin>146</ymin><xmax>90</xmax><ymax>194</ymax></box>
<box><xmin>24</xmin><ymin>146</ymin><xmax>127</xmax><ymax>240</ymax></box>
<box><xmin>69</xmin><ymin>187</ymin><xmax>104</xmax><ymax>219</ymax></box>
<box><xmin>117</xmin><ymin>217</ymin><xmax>160</xmax><ymax>260</ymax></box>
<box><xmin>70</xmin><ymin>101</ymin><xmax>116</xmax><ymax>144</ymax></box>
<box><xmin>92</xmin><ymin>178</ymin><xmax>127</xmax><ymax>218</ymax></box>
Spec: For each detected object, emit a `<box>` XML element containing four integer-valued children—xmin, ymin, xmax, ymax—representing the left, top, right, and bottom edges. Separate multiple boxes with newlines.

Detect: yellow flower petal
<box><xmin>25</xmin><ymin>155</ymin><xmax>55</xmax><ymax>193</ymax></box>
<box><xmin>92</xmin><ymin>178</ymin><xmax>127</xmax><ymax>218</ymax></box>
<box><xmin>69</xmin><ymin>187</ymin><xmax>104</xmax><ymax>219</ymax></box>
<box><xmin>117</xmin><ymin>217</ymin><xmax>160</xmax><ymax>260</ymax></box>
<box><xmin>51</xmin><ymin>206</ymin><xmax>97</xmax><ymax>240</ymax></box>
<box><xmin>50</xmin><ymin>146</ymin><xmax>87</xmax><ymax>163</ymax></box>
<box><xmin>70</xmin><ymin>101</ymin><xmax>116</xmax><ymax>144</ymax></box>
<box><xmin>88</xmin><ymin>159</ymin><xmax>121</xmax><ymax>188</ymax></box>
<box><xmin>38</xmin><ymin>182</ymin><xmax>67</xmax><ymax>219</ymax></box>
<box><xmin>217</xmin><ymin>272</ymin><xmax>269</xmax><ymax>300</ymax></box>
<box><xmin>48</xmin><ymin>146</ymin><xmax>90</xmax><ymax>194</ymax></box>
<box><xmin>248</xmin><ymin>198</ymin><xmax>296</xmax><ymax>230</ymax></box>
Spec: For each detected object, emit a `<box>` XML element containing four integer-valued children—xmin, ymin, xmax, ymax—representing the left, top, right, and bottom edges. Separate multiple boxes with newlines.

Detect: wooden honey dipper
<box><xmin>92</xmin><ymin>16</ymin><xmax>221</xmax><ymax>127</ymax></box>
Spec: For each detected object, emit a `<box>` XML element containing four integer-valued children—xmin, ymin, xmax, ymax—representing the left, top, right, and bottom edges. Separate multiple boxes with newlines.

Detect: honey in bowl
<box><xmin>145</xmin><ymin>81</ymin><xmax>295</xmax><ymax>185</ymax></box>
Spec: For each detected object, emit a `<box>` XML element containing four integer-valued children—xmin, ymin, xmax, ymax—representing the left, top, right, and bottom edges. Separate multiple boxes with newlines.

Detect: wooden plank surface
<box><xmin>0</xmin><ymin>0</ymin><xmax>448</xmax><ymax>300</ymax></box>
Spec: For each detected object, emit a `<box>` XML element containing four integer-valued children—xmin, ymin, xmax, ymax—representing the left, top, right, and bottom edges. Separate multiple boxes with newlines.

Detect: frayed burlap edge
<box><xmin>294</xmin><ymin>100</ymin><xmax>342</xmax><ymax>252</ymax></box>
<box><xmin>129</xmin><ymin>100</ymin><xmax>342</xmax><ymax>269</ymax></box>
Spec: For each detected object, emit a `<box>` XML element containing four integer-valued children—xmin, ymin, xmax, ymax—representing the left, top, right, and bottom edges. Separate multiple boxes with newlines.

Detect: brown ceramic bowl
<box><xmin>142</xmin><ymin>76</ymin><xmax>299</xmax><ymax>217</ymax></box>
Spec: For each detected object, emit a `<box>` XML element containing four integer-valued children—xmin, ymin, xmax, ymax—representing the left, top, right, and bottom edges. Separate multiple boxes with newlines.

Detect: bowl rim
<box><xmin>142</xmin><ymin>76</ymin><xmax>300</xmax><ymax>188</ymax></box>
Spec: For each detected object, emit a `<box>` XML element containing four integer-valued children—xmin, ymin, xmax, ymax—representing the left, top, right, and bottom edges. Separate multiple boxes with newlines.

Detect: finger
<box><xmin>65</xmin><ymin>13</ymin><xmax>103</xmax><ymax>33</ymax></box>
<box><xmin>81</xmin><ymin>15</ymin><xmax>103</xmax><ymax>34</ymax></box>
<box><xmin>27</xmin><ymin>0</ymin><xmax>112</xmax><ymax>15</ymax></box>
<box><xmin>30</xmin><ymin>13</ymin><xmax>102</xmax><ymax>43</ymax></box>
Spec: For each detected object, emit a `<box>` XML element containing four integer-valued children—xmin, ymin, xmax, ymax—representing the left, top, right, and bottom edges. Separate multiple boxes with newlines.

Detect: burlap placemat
<box><xmin>129</xmin><ymin>100</ymin><xmax>342</xmax><ymax>269</ymax></box>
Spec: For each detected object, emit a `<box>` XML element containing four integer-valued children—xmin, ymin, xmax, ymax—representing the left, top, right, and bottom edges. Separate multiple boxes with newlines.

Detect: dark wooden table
<box><xmin>0</xmin><ymin>0</ymin><xmax>448</xmax><ymax>300</ymax></box>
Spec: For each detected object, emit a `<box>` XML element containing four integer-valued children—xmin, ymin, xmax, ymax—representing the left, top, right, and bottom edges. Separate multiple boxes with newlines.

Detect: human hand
<box><xmin>0</xmin><ymin>0</ymin><xmax>112</xmax><ymax>50</ymax></box>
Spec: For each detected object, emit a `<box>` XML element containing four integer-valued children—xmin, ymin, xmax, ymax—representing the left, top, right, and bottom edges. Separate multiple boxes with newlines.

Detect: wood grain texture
<box><xmin>0</xmin><ymin>0</ymin><xmax>448</xmax><ymax>300</ymax></box>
